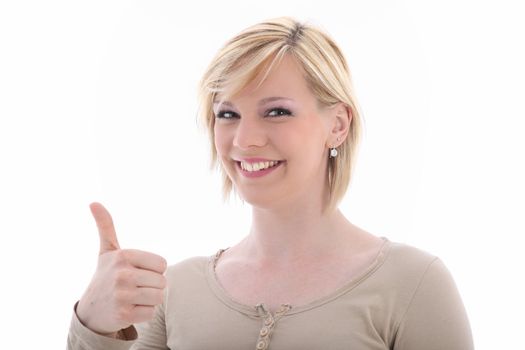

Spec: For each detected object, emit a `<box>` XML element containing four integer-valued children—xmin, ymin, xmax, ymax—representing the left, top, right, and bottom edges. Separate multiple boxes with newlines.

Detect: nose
<box><xmin>233</xmin><ymin>116</ymin><xmax>267</xmax><ymax>150</ymax></box>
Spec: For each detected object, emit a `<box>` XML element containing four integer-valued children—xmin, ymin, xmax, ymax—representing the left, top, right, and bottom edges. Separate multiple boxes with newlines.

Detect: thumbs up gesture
<box><xmin>76</xmin><ymin>202</ymin><xmax>167</xmax><ymax>336</ymax></box>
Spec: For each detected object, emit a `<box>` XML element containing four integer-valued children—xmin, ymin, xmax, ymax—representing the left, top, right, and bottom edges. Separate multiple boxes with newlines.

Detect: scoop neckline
<box><xmin>205</xmin><ymin>236</ymin><xmax>392</xmax><ymax>317</ymax></box>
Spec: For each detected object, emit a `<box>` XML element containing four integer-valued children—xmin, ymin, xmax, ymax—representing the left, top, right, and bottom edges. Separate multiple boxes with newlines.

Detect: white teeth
<box><xmin>240</xmin><ymin>160</ymin><xmax>279</xmax><ymax>172</ymax></box>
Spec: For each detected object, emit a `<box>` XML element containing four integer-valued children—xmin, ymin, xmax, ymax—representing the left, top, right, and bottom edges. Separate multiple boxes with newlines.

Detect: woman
<box><xmin>68</xmin><ymin>17</ymin><xmax>474</xmax><ymax>349</ymax></box>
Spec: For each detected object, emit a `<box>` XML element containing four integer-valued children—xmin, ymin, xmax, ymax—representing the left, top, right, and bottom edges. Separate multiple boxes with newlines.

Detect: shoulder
<box><xmin>375</xmin><ymin>239</ymin><xmax>462</xmax><ymax>311</ymax></box>
<box><xmin>161</xmin><ymin>252</ymin><xmax>226</xmax><ymax>316</ymax></box>
<box><xmin>165</xmin><ymin>254</ymin><xmax>213</xmax><ymax>283</ymax></box>
<box><xmin>381</xmin><ymin>239</ymin><xmax>441</xmax><ymax>279</ymax></box>
<box><xmin>371</xmin><ymin>239</ymin><xmax>454</xmax><ymax>300</ymax></box>
<box><xmin>162</xmin><ymin>253</ymin><xmax>217</xmax><ymax>302</ymax></box>
<box><xmin>385</xmin><ymin>240</ymin><xmax>459</xmax><ymax>293</ymax></box>
<box><xmin>384</xmin><ymin>241</ymin><xmax>474</xmax><ymax>348</ymax></box>
<box><xmin>386</xmin><ymin>239</ymin><xmax>437</xmax><ymax>265</ymax></box>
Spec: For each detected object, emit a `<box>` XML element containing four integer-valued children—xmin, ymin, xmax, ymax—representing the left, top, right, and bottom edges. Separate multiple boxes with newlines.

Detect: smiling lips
<box><xmin>240</xmin><ymin>160</ymin><xmax>280</xmax><ymax>172</ymax></box>
<box><xmin>234</xmin><ymin>158</ymin><xmax>284</xmax><ymax>176</ymax></box>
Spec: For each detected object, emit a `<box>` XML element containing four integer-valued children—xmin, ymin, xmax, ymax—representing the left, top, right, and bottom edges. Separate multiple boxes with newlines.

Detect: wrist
<box><xmin>74</xmin><ymin>300</ymin><xmax>116</xmax><ymax>337</ymax></box>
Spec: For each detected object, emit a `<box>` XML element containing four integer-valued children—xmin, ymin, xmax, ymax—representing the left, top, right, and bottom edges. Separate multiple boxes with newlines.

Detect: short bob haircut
<box><xmin>197</xmin><ymin>16</ymin><xmax>363</xmax><ymax>214</ymax></box>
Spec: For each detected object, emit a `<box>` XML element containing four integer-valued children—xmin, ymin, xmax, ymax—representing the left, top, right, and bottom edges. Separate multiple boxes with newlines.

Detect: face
<box><xmin>213</xmin><ymin>54</ymin><xmax>336</xmax><ymax>210</ymax></box>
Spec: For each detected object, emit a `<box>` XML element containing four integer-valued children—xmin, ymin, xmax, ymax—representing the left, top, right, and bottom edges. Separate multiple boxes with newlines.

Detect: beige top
<box><xmin>67</xmin><ymin>238</ymin><xmax>474</xmax><ymax>349</ymax></box>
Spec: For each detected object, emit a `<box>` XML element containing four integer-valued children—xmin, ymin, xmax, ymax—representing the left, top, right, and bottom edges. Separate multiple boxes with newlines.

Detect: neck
<box><xmin>238</xmin><ymin>191</ymin><xmax>354</xmax><ymax>266</ymax></box>
<box><xmin>233</xmin><ymin>162</ymin><xmax>357</xmax><ymax>265</ymax></box>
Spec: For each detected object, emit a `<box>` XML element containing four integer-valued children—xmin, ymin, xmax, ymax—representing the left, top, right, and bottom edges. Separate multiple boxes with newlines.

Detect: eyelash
<box><xmin>215</xmin><ymin>107</ymin><xmax>293</xmax><ymax>119</ymax></box>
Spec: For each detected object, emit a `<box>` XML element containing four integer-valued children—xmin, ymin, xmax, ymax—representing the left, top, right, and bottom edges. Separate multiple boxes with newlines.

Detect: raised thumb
<box><xmin>89</xmin><ymin>202</ymin><xmax>121</xmax><ymax>254</ymax></box>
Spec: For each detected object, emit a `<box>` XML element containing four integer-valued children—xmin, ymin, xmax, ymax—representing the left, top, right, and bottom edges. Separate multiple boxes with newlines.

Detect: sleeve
<box><xmin>67</xmin><ymin>300</ymin><xmax>168</xmax><ymax>350</ymax></box>
<box><xmin>393</xmin><ymin>258</ymin><xmax>474</xmax><ymax>350</ymax></box>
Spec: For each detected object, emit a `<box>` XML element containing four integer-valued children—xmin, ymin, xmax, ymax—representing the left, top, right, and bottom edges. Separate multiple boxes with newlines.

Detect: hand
<box><xmin>76</xmin><ymin>202</ymin><xmax>167</xmax><ymax>335</ymax></box>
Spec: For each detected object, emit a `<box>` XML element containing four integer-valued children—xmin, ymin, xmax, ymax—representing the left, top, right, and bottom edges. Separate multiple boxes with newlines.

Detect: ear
<box><xmin>326</xmin><ymin>102</ymin><xmax>352</xmax><ymax>148</ymax></box>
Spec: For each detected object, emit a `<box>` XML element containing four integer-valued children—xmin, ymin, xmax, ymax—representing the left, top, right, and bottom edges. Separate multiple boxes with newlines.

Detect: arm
<box><xmin>393</xmin><ymin>258</ymin><xmax>474</xmax><ymax>350</ymax></box>
<box><xmin>67</xmin><ymin>203</ymin><xmax>168</xmax><ymax>350</ymax></box>
<box><xmin>67</xmin><ymin>300</ymin><xmax>168</xmax><ymax>350</ymax></box>
<box><xmin>67</xmin><ymin>301</ymin><xmax>137</xmax><ymax>350</ymax></box>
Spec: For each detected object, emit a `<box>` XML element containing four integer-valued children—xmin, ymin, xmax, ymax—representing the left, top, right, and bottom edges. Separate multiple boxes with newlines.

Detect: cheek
<box><xmin>289</xmin><ymin>119</ymin><xmax>326</xmax><ymax>152</ymax></box>
<box><xmin>213</xmin><ymin>126</ymin><xmax>229</xmax><ymax>156</ymax></box>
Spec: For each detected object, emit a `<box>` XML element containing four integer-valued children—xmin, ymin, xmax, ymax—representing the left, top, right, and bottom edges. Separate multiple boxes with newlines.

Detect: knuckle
<box><xmin>113</xmin><ymin>290</ymin><xmax>130</xmax><ymax>304</ymax></box>
<box><xmin>159</xmin><ymin>275</ymin><xmax>167</xmax><ymax>289</ymax></box>
<box><xmin>115</xmin><ymin>307</ymin><xmax>131</xmax><ymax>324</ymax></box>
<box><xmin>154</xmin><ymin>290</ymin><xmax>164</xmax><ymax>304</ymax></box>
<box><xmin>114</xmin><ymin>250</ymin><xmax>128</xmax><ymax>264</ymax></box>
<box><xmin>114</xmin><ymin>269</ymin><xmax>133</xmax><ymax>287</ymax></box>
<box><xmin>159</xmin><ymin>257</ymin><xmax>168</xmax><ymax>272</ymax></box>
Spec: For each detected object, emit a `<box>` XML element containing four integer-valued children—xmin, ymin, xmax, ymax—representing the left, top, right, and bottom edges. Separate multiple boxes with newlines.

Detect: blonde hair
<box><xmin>197</xmin><ymin>16</ymin><xmax>363</xmax><ymax>213</ymax></box>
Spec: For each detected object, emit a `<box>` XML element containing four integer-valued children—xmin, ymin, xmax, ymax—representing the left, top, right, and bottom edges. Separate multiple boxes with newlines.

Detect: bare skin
<box><xmin>213</xmin><ymin>53</ymin><xmax>384</xmax><ymax>314</ymax></box>
<box><xmin>74</xmin><ymin>53</ymin><xmax>382</xmax><ymax>337</ymax></box>
<box><xmin>214</xmin><ymin>219</ymin><xmax>384</xmax><ymax>314</ymax></box>
<box><xmin>76</xmin><ymin>202</ymin><xmax>167</xmax><ymax>337</ymax></box>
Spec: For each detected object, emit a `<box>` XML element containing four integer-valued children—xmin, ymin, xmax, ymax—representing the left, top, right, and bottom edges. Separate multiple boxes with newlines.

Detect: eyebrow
<box><xmin>213</xmin><ymin>96</ymin><xmax>294</xmax><ymax>107</ymax></box>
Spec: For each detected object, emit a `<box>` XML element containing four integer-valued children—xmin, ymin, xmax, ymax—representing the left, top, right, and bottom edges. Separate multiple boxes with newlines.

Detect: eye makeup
<box><xmin>214</xmin><ymin>106</ymin><xmax>293</xmax><ymax>119</ymax></box>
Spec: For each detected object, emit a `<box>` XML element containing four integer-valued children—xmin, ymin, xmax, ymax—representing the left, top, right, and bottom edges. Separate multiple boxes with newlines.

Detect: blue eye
<box><xmin>215</xmin><ymin>110</ymin><xmax>239</xmax><ymax>119</ymax></box>
<box><xmin>266</xmin><ymin>108</ymin><xmax>292</xmax><ymax>117</ymax></box>
<box><xmin>215</xmin><ymin>107</ymin><xmax>292</xmax><ymax>119</ymax></box>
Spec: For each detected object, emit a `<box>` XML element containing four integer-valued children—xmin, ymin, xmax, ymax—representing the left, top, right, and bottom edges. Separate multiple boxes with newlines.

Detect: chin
<box><xmin>237</xmin><ymin>186</ymin><xmax>295</xmax><ymax>211</ymax></box>
<box><xmin>239</xmin><ymin>189</ymin><xmax>272</xmax><ymax>206</ymax></box>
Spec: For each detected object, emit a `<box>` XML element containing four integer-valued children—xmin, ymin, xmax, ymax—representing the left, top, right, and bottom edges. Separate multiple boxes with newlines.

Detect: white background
<box><xmin>1</xmin><ymin>0</ymin><xmax>523</xmax><ymax>348</ymax></box>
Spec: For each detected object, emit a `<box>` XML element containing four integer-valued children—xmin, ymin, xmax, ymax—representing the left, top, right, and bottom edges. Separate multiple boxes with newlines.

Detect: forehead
<box><xmin>215</xmin><ymin>54</ymin><xmax>315</xmax><ymax>105</ymax></box>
